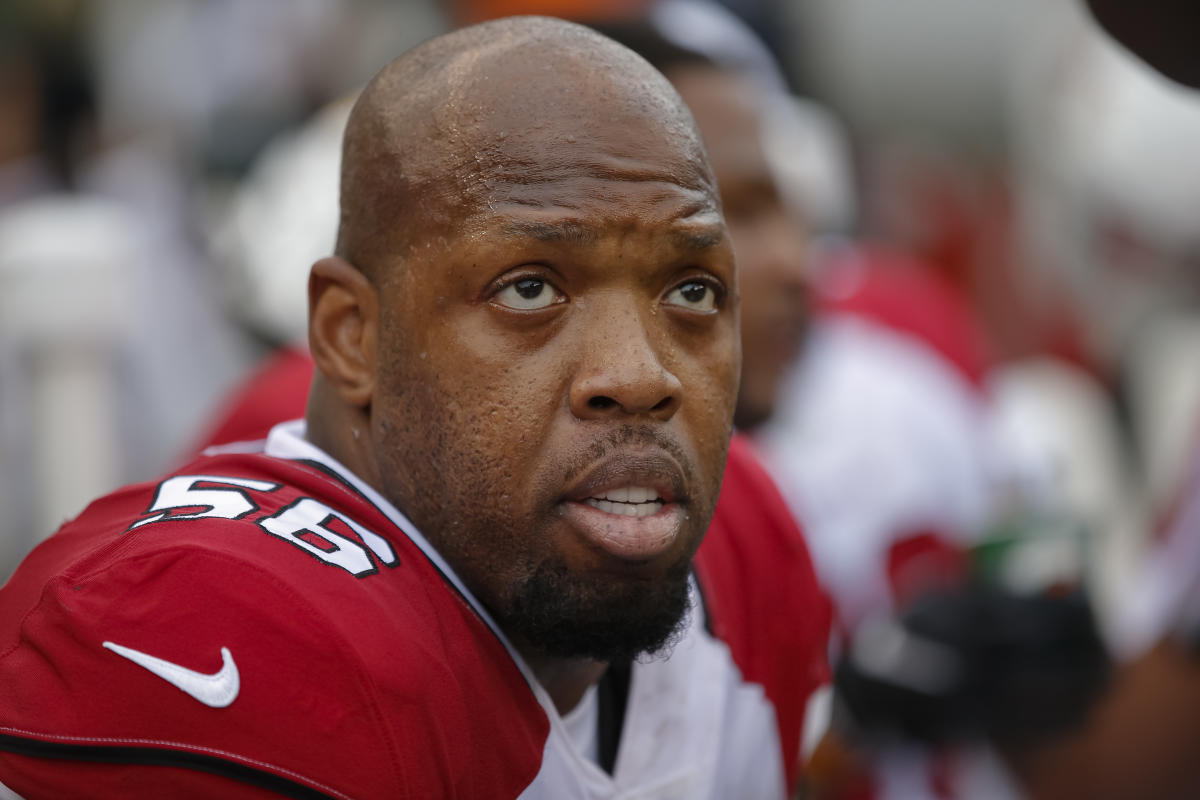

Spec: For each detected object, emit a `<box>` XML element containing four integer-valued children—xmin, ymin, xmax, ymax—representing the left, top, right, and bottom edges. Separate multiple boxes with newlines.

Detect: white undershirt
<box><xmin>559</xmin><ymin>684</ymin><xmax>600</xmax><ymax>767</ymax></box>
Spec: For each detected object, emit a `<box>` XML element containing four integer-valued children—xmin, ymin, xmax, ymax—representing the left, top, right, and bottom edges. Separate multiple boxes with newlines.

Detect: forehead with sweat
<box><xmin>335</xmin><ymin>17</ymin><xmax>716</xmax><ymax>278</ymax></box>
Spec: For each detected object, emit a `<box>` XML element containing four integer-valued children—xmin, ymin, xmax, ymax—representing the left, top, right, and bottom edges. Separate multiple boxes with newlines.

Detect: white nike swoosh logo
<box><xmin>102</xmin><ymin>641</ymin><xmax>240</xmax><ymax>708</ymax></box>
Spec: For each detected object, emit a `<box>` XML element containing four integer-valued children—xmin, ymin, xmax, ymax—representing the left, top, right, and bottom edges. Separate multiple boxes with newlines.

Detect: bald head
<box><xmin>335</xmin><ymin>16</ymin><xmax>714</xmax><ymax>281</ymax></box>
<box><xmin>307</xmin><ymin>16</ymin><xmax>739</xmax><ymax>683</ymax></box>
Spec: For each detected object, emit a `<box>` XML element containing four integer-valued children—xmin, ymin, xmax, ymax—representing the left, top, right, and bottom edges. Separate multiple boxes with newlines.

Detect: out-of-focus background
<box><xmin>0</xmin><ymin>0</ymin><xmax>444</xmax><ymax>570</ymax></box>
<box><xmin>2</xmin><ymin>0</ymin><xmax>1198</xmax><ymax>796</ymax></box>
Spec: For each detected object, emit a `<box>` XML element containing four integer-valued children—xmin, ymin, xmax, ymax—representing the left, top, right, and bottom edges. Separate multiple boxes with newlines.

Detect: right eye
<box><xmin>664</xmin><ymin>279</ymin><xmax>719</xmax><ymax>312</ymax></box>
<box><xmin>493</xmin><ymin>277</ymin><xmax>565</xmax><ymax>310</ymax></box>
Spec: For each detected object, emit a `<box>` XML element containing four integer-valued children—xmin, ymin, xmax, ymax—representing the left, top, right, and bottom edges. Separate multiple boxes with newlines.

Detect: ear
<box><xmin>308</xmin><ymin>256</ymin><xmax>376</xmax><ymax>408</ymax></box>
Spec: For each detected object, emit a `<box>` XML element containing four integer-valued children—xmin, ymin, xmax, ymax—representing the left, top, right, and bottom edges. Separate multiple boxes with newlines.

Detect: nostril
<box><xmin>588</xmin><ymin>396</ymin><xmax>616</xmax><ymax>410</ymax></box>
<box><xmin>651</xmin><ymin>396</ymin><xmax>672</xmax><ymax>412</ymax></box>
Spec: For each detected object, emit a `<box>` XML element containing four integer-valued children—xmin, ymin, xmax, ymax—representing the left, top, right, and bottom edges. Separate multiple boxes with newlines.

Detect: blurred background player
<box><xmin>813</xmin><ymin>1</ymin><xmax>1200</xmax><ymax>797</ymax></box>
<box><xmin>1004</xmin><ymin>2</ymin><xmax>1200</xmax><ymax>797</ymax></box>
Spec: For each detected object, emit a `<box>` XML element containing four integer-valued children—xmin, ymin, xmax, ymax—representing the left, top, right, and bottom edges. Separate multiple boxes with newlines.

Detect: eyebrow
<box><xmin>673</xmin><ymin>226</ymin><xmax>724</xmax><ymax>250</ymax></box>
<box><xmin>501</xmin><ymin>220</ymin><xmax>725</xmax><ymax>251</ymax></box>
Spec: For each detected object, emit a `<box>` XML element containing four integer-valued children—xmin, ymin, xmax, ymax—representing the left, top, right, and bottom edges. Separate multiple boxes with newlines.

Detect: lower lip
<box><xmin>559</xmin><ymin>500</ymin><xmax>685</xmax><ymax>562</ymax></box>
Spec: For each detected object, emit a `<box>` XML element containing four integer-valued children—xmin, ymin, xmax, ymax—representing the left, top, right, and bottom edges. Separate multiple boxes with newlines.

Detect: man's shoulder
<box><xmin>0</xmin><ymin>451</ymin><xmax>550</xmax><ymax>798</ymax></box>
<box><xmin>29</xmin><ymin>451</ymin><xmax>406</xmax><ymax>586</ymax></box>
<box><xmin>4</xmin><ymin>449</ymin><xmax>493</xmax><ymax>669</ymax></box>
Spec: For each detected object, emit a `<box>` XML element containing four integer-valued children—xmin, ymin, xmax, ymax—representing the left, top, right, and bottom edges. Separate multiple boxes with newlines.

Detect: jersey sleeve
<box><xmin>0</xmin><ymin>450</ymin><xmax>555</xmax><ymax>800</ymax></box>
<box><xmin>0</xmin><ymin>543</ymin><xmax>408</xmax><ymax>799</ymax></box>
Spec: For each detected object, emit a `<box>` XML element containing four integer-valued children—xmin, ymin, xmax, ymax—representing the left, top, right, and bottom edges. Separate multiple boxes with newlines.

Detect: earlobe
<box><xmin>308</xmin><ymin>256</ymin><xmax>377</xmax><ymax>408</ymax></box>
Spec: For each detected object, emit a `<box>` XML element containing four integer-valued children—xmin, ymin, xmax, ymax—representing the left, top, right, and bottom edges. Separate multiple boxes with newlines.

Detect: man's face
<box><xmin>368</xmin><ymin>72</ymin><xmax>739</xmax><ymax>662</ymax></box>
<box><xmin>670</xmin><ymin>65</ymin><xmax>812</xmax><ymax>430</ymax></box>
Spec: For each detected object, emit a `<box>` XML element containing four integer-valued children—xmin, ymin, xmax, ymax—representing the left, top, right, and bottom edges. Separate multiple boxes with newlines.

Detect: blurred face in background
<box><xmin>667</xmin><ymin>64</ymin><xmax>813</xmax><ymax>431</ymax></box>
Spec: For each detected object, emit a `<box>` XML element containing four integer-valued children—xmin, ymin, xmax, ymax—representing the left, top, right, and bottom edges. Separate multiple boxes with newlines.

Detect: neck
<box><xmin>521</xmin><ymin>649</ymin><xmax>609</xmax><ymax>715</ymax></box>
<box><xmin>305</xmin><ymin>380</ymin><xmax>381</xmax><ymax>491</ymax></box>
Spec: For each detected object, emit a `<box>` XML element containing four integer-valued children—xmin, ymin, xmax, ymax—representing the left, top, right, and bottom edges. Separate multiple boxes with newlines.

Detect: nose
<box><xmin>568</xmin><ymin>300</ymin><xmax>682</xmax><ymax>422</ymax></box>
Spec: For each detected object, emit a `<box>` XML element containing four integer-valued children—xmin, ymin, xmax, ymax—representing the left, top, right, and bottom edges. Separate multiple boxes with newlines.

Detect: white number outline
<box><xmin>256</xmin><ymin>497</ymin><xmax>399</xmax><ymax>577</ymax></box>
<box><xmin>128</xmin><ymin>475</ymin><xmax>283</xmax><ymax>531</ymax></box>
<box><xmin>127</xmin><ymin>473</ymin><xmax>401</xmax><ymax>578</ymax></box>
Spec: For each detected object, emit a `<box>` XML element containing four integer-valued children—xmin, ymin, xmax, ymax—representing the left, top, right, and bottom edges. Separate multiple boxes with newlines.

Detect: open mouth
<box><xmin>583</xmin><ymin>486</ymin><xmax>664</xmax><ymax>518</ymax></box>
<box><xmin>560</xmin><ymin>452</ymin><xmax>688</xmax><ymax>562</ymax></box>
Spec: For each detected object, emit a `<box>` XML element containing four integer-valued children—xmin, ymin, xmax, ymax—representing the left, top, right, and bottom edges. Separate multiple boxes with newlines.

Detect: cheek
<box><xmin>678</xmin><ymin>325</ymin><xmax>739</xmax><ymax>456</ymax></box>
<box><xmin>373</xmin><ymin>365</ymin><xmax>540</xmax><ymax>593</ymax></box>
<box><xmin>709</xmin><ymin>343</ymin><xmax>741</xmax><ymax>420</ymax></box>
<box><xmin>707</xmin><ymin>313</ymin><xmax>742</xmax><ymax>395</ymax></box>
<box><xmin>376</xmin><ymin>315</ymin><xmax>567</xmax><ymax>496</ymax></box>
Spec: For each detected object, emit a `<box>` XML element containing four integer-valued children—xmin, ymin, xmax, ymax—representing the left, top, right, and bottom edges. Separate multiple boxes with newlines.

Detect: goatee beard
<box><xmin>502</xmin><ymin>556</ymin><xmax>693</xmax><ymax>663</ymax></box>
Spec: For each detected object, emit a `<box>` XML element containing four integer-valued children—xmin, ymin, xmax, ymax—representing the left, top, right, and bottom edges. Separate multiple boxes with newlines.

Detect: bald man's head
<box><xmin>335</xmin><ymin>16</ymin><xmax>713</xmax><ymax>282</ymax></box>
<box><xmin>306</xmin><ymin>16</ymin><xmax>739</xmax><ymax>674</ymax></box>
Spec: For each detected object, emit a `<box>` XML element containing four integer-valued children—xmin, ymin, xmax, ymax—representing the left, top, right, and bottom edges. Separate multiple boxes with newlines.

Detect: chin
<box><xmin>501</xmin><ymin>554</ymin><xmax>693</xmax><ymax>663</ymax></box>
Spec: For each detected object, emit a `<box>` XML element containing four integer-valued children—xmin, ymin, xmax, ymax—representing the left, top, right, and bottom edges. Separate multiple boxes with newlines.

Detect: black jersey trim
<box><xmin>297</xmin><ymin>459</ymin><xmax>368</xmax><ymax>500</ymax></box>
<box><xmin>596</xmin><ymin>659</ymin><xmax>632</xmax><ymax>775</ymax></box>
<box><xmin>0</xmin><ymin>733</ymin><xmax>338</xmax><ymax>799</ymax></box>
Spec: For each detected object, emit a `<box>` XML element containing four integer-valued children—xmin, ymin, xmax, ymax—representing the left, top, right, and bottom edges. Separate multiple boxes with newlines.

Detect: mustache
<box><xmin>559</xmin><ymin>424</ymin><xmax>697</xmax><ymax>497</ymax></box>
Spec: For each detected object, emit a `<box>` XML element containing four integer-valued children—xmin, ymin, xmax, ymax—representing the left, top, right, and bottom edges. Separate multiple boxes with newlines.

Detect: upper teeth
<box><xmin>593</xmin><ymin>487</ymin><xmax>659</xmax><ymax>503</ymax></box>
<box><xmin>585</xmin><ymin>498</ymin><xmax>663</xmax><ymax>517</ymax></box>
<box><xmin>584</xmin><ymin>487</ymin><xmax>664</xmax><ymax>518</ymax></box>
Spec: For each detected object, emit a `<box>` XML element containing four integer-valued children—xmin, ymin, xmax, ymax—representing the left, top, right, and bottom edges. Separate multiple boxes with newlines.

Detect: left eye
<box><xmin>664</xmin><ymin>280</ymin><xmax>717</xmax><ymax>312</ymax></box>
<box><xmin>494</xmin><ymin>278</ymin><xmax>564</xmax><ymax>310</ymax></box>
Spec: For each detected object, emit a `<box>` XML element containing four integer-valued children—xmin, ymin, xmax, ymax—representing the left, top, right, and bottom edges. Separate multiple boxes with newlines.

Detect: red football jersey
<box><xmin>0</xmin><ymin>422</ymin><xmax>829</xmax><ymax>798</ymax></box>
<box><xmin>758</xmin><ymin>251</ymin><xmax>994</xmax><ymax>633</ymax></box>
